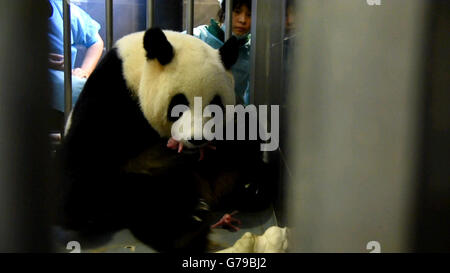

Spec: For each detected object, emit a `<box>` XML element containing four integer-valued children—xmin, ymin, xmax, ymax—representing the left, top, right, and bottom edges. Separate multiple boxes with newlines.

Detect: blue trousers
<box><xmin>49</xmin><ymin>69</ymin><xmax>86</xmax><ymax>112</ymax></box>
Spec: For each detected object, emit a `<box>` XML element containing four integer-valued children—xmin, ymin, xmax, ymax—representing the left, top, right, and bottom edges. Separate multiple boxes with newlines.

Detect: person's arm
<box><xmin>72</xmin><ymin>33</ymin><xmax>104</xmax><ymax>78</ymax></box>
<box><xmin>48</xmin><ymin>53</ymin><xmax>65</xmax><ymax>70</ymax></box>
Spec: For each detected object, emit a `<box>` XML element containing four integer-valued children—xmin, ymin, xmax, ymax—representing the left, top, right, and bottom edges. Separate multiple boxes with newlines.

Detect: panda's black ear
<box><xmin>143</xmin><ymin>28</ymin><xmax>174</xmax><ymax>65</ymax></box>
<box><xmin>219</xmin><ymin>36</ymin><xmax>239</xmax><ymax>70</ymax></box>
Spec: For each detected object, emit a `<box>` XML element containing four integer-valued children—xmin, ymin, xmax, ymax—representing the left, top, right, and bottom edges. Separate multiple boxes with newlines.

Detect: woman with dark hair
<box><xmin>193</xmin><ymin>0</ymin><xmax>252</xmax><ymax>105</ymax></box>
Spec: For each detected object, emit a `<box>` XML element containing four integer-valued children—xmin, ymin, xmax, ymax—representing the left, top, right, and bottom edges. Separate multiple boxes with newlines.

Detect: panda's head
<box><xmin>117</xmin><ymin>28</ymin><xmax>239</xmax><ymax>150</ymax></box>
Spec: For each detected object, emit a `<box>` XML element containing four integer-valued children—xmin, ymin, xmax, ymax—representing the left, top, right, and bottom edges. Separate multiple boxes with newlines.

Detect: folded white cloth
<box><xmin>216</xmin><ymin>226</ymin><xmax>289</xmax><ymax>253</ymax></box>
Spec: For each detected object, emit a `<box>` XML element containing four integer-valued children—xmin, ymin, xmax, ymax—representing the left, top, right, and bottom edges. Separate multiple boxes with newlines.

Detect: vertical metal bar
<box><xmin>106</xmin><ymin>0</ymin><xmax>113</xmax><ymax>51</ymax></box>
<box><xmin>147</xmin><ymin>0</ymin><xmax>155</xmax><ymax>29</ymax></box>
<box><xmin>1</xmin><ymin>0</ymin><xmax>53</xmax><ymax>252</ymax></box>
<box><xmin>287</xmin><ymin>0</ymin><xmax>428</xmax><ymax>252</ymax></box>
<box><xmin>186</xmin><ymin>0</ymin><xmax>194</xmax><ymax>35</ymax></box>
<box><xmin>280</xmin><ymin>0</ymin><xmax>286</xmax><ymax>97</ymax></box>
<box><xmin>225</xmin><ymin>0</ymin><xmax>233</xmax><ymax>40</ymax></box>
<box><xmin>63</xmin><ymin>0</ymin><xmax>72</xmax><ymax>122</ymax></box>
<box><xmin>249</xmin><ymin>0</ymin><xmax>257</xmax><ymax>105</ymax></box>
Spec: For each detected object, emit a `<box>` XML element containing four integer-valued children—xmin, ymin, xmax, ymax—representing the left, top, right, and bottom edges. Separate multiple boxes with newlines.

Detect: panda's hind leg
<box><xmin>120</xmin><ymin>172</ymin><xmax>212</xmax><ymax>252</ymax></box>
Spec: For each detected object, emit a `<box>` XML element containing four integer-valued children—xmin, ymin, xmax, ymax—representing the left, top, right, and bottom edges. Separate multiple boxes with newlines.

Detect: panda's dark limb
<box><xmin>59</xmin><ymin>47</ymin><xmax>159</xmax><ymax>222</ymax></box>
<box><xmin>63</xmin><ymin>48</ymin><xmax>160</xmax><ymax>173</ymax></box>
<box><xmin>193</xmin><ymin>138</ymin><xmax>274</xmax><ymax>214</ymax></box>
<box><xmin>189</xmin><ymin>140</ymin><xmax>272</xmax><ymax>232</ymax></box>
<box><xmin>59</xmin><ymin>172</ymin><xmax>129</xmax><ymax>234</ymax></box>
<box><xmin>221</xmin><ymin>115</ymin><xmax>276</xmax><ymax>212</ymax></box>
<box><xmin>117</xmin><ymin>146</ymin><xmax>214</xmax><ymax>252</ymax></box>
<box><xmin>226</xmin><ymin>158</ymin><xmax>274</xmax><ymax>212</ymax></box>
<box><xmin>121</xmin><ymin>172</ymin><xmax>212</xmax><ymax>252</ymax></box>
<box><xmin>193</xmin><ymin>163</ymin><xmax>269</xmax><ymax>232</ymax></box>
<box><xmin>60</xmin><ymin>168</ymin><xmax>212</xmax><ymax>252</ymax></box>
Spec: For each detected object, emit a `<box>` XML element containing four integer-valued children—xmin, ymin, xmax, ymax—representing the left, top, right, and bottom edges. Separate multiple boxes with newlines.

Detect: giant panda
<box><xmin>58</xmin><ymin>28</ymin><xmax>271</xmax><ymax>252</ymax></box>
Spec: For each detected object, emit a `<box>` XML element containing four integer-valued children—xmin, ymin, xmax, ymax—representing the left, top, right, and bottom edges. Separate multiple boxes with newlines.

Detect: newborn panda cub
<box><xmin>60</xmin><ymin>27</ymin><xmax>266</xmax><ymax>252</ymax></box>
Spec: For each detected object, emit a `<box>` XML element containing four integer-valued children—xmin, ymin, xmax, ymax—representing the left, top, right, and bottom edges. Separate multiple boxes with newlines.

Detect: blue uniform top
<box><xmin>48</xmin><ymin>0</ymin><xmax>101</xmax><ymax>68</ymax></box>
<box><xmin>193</xmin><ymin>21</ymin><xmax>251</xmax><ymax>105</ymax></box>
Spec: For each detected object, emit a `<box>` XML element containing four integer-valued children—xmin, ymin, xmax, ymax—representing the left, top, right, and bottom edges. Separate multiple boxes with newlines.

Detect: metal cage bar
<box><xmin>106</xmin><ymin>0</ymin><xmax>113</xmax><ymax>51</ymax></box>
<box><xmin>249</xmin><ymin>0</ymin><xmax>257</xmax><ymax>105</ymax></box>
<box><xmin>147</xmin><ymin>0</ymin><xmax>155</xmax><ymax>29</ymax></box>
<box><xmin>225</xmin><ymin>0</ymin><xmax>232</xmax><ymax>40</ymax></box>
<box><xmin>63</xmin><ymin>0</ymin><xmax>72</xmax><ymax>122</ymax></box>
<box><xmin>186</xmin><ymin>0</ymin><xmax>194</xmax><ymax>35</ymax></box>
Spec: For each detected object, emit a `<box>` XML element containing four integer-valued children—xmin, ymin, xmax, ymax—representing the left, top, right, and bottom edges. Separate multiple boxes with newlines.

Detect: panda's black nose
<box><xmin>189</xmin><ymin>139</ymin><xmax>208</xmax><ymax>146</ymax></box>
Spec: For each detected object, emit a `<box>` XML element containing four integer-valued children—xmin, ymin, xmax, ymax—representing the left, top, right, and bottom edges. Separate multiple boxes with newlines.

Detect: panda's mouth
<box><xmin>167</xmin><ymin>137</ymin><xmax>216</xmax><ymax>161</ymax></box>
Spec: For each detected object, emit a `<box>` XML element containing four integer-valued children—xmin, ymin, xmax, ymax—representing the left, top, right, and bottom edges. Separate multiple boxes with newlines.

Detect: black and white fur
<box><xmin>59</xmin><ymin>28</ymin><xmax>270</xmax><ymax>252</ymax></box>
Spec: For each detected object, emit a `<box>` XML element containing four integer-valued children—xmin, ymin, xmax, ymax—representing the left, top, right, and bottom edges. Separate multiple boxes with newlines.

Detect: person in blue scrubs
<box><xmin>47</xmin><ymin>0</ymin><xmax>104</xmax><ymax>112</ymax></box>
<box><xmin>193</xmin><ymin>0</ymin><xmax>252</xmax><ymax>105</ymax></box>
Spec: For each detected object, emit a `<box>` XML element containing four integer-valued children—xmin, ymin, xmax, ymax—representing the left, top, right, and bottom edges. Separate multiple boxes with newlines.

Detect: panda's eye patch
<box><xmin>168</xmin><ymin>93</ymin><xmax>189</xmax><ymax>122</ymax></box>
<box><xmin>209</xmin><ymin>95</ymin><xmax>224</xmax><ymax>110</ymax></box>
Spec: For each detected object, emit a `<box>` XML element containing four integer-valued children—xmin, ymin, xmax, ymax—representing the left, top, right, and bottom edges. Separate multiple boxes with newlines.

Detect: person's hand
<box><xmin>72</xmin><ymin>68</ymin><xmax>89</xmax><ymax>78</ymax></box>
<box><xmin>48</xmin><ymin>53</ymin><xmax>64</xmax><ymax>70</ymax></box>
